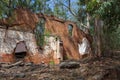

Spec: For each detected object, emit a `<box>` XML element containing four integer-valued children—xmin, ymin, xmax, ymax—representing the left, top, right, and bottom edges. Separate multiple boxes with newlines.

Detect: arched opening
<box><xmin>68</xmin><ymin>24</ymin><xmax>73</xmax><ymax>36</ymax></box>
<box><xmin>14</xmin><ymin>41</ymin><xmax>27</xmax><ymax>61</ymax></box>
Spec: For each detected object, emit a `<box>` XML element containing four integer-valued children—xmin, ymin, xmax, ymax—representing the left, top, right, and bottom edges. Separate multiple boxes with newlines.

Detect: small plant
<box><xmin>49</xmin><ymin>60</ymin><xmax>55</xmax><ymax>65</ymax></box>
<box><xmin>44</xmin><ymin>30</ymin><xmax>51</xmax><ymax>37</ymax></box>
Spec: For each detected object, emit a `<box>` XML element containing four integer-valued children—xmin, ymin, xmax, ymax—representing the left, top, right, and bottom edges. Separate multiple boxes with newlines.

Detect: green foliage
<box><xmin>103</xmin><ymin>26</ymin><xmax>120</xmax><ymax>50</ymax></box>
<box><xmin>0</xmin><ymin>0</ymin><xmax>13</xmax><ymax>18</ymax></box>
<box><xmin>0</xmin><ymin>0</ymin><xmax>52</xmax><ymax>18</ymax></box>
<box><xmin>87</xmin><ymin>0</ymin><xmax>101</xmax><ymax>14</ymax></box>
<box><xmin>87</xmin><ymin>0</ymin><xmax>120</xmax><ymax>29</ymax></box>
<box><xmin>89</xmin><ymin>25</ymin><xmax>94</xmax><ymax>35</ymax></box>
<box><xmin>49</xmin><ymin>60</ymin><xmax>55</xmax><ymax>65</ymax></box>
<box><xmin>35</xmin><ymin>18</ymin><xmax>45</xmax><ymax>47</ymax></box>
<box><xmin>87</xmin><ymin>0</ymin><xmax>120</xmax><ymax>51</ymax></box>
<box><xmin>44</xmin><ymin>30</ymin><xmax>51</xmax><ymax>37</ymax></box>
<box><xmin>96</xmin><ymin>0</ymin><xmax>120</xmax><ymax>29</ymax></box>
<box><xmin>35</xmin><ymin>18</ymin><xmax>52</xmax><ymax>47</ymax></box>
<box><xmin>53</xmin><ymin>0</ymin><xmax>68</xmax><ymax>20</ymax></box>
<box><xmin>77</xmin><ymin>0</ymin><xmax>87</xmax><ymax>22</ymax></box>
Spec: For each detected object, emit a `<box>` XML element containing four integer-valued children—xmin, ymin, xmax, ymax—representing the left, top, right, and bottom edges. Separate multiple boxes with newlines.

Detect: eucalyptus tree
<box><xmin>52</xmin><ymin>0</ymin><xmax>68</xmax><ymax>20</ymax></box>
<box><xmin>87</xmin><ymin>0</ymin><xmax>120</xmax><ymax>55</ymax></box>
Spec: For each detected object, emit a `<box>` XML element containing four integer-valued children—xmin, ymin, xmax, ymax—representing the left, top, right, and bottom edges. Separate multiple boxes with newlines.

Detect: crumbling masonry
<box><xmin>0</xmin><ymin>8</ymin><xmax>92</xmax><ymax>64</ymax></box>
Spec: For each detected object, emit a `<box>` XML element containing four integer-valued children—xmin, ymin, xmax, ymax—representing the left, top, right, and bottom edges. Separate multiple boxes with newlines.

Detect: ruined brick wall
<box><xmin>0</xmin><ymin>8</ymin><xmax>38</xmax><ymax>31</ymax></box>
<box><xmin>37</xmin><ymin>15</ymin><xmax>92</xmax><ymax>60</ymax></box>
<box><xmin>0</xmin><ymin>8</ymin><xmax>40</xmax><ymax>63</ymax></box>
<box><xmin>0</xmin><ymin>8</ymin><xmax>63</xmax><ymax>64</ymax></box>
<box><xmin>0</xmin><ymin>8</ymin><xmax>92</xmax><ymax>64</ymax></box>
<box><xmin>0</xmin><ymin>27</ymin><xmax>63</xmax><ymax>64</ymax></box>
<box><xmin>0</xmin><ymin>28</ymin><xmax>39</xmax><ymax>63</ymax></box>
<box><xmin>43</xmin><ymin>36</ymin><xmax>63</xmax><ymax>64</ymax></box>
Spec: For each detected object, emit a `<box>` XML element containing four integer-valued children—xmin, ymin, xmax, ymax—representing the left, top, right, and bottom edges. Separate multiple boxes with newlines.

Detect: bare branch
<box><xmin>80</xmin><ymin>22</ymin><xmax>87</xmax><ymax>28</ymax></box>
<box><xmin>58</xmin><ymin>0</ymin><xmax>77</xmax><ymax>17</ymax></box>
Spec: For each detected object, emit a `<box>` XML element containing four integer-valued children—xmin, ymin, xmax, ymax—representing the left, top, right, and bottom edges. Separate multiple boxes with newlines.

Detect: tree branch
<box><xmin>58</xmin><ymin>0</ymin><xmax>77</xmax><ymax>17</ymax></box>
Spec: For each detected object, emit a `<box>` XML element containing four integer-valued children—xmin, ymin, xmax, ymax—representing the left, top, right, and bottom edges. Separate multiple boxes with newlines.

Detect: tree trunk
<box><xmin>85</xmin><ymin>13</ymin><xmax>90</xmax><ymax>34</ymax></box>
<box><xmin>94</xmin><ymin>18</ymin><xmax>102</xmax><ymax>57</ymax></box>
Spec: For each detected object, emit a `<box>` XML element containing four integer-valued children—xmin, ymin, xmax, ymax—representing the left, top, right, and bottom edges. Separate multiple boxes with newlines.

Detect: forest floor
<box><xmin>0</xmin><ymin>53</ymin><xmax>120</xmax><ymax>80</ymax></box>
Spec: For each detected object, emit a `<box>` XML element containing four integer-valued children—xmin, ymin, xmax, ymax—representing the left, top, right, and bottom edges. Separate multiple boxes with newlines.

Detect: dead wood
<box><xmin>1</xmin><ymin>60</ymin><xmax>23</xmax><ymax>68</ymax></box>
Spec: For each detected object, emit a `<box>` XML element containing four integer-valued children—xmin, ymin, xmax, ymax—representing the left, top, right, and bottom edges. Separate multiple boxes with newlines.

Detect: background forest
<box><xmin>0</xmin><ymin>0</ymin><xmax>120</xmax><ymax>57</ymax></box>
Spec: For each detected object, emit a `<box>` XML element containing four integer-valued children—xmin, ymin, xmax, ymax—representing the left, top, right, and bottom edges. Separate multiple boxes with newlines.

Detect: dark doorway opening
<box><xmin>14</xmin><ymin>41</ymin><xmax>27</xmax><ymax>61</ymax></box>
<box><xmin>15</xmin><ymin>52</ymin><xmax>26</xmax><ymax>59</ymax></box>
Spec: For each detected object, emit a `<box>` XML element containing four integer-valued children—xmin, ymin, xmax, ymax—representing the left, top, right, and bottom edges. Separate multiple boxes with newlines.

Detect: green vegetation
<box><xmin>49</xmin><ymin>60</ymin><xmax>55</xmax><ymax>65</ymax></box>
<box><xmin>35</xmin><ymin>18</ymin><xmax>52</xmax><ymax>47</ymax></box>
<box><xmin>35</xmin><ymin>18</ymin><xmax>45</xmax><ymax>47</ymax></box>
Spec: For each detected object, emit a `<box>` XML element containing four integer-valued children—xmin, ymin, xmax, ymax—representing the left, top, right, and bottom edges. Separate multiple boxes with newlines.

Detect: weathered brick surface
<box><xmin>0</xmin><ymin>8</ymin><xmax>92</xmax><ymax>64</ymax></box>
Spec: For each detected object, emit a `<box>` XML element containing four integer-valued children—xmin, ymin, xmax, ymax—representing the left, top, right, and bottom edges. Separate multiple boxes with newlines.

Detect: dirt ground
<box><xmin>0</xmin><ymin>53</ymin><xmax>120</xmax><ymax>80</ymax></box>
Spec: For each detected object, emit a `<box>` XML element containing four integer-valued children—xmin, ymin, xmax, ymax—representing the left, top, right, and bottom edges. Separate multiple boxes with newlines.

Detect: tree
<box><xmin>87</xmin><ymin>0</ymin><xmax>120</xmax><ymax>56</ymax></box>
<box><xmin>52</xmin><ymin>0</ymin><xmax>68</xmax><ymax>20</ymax></box>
